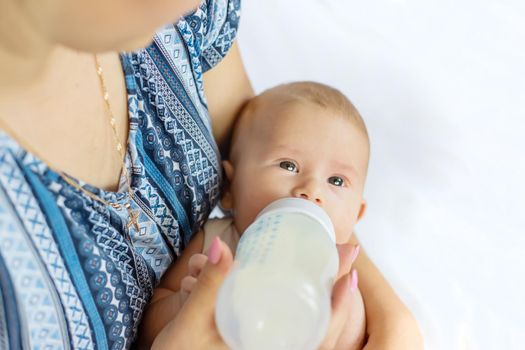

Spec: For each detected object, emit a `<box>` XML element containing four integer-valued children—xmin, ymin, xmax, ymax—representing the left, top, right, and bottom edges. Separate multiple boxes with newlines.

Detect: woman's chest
<box><xmin>1</xmin><ymin>50</ymin><xmax>129</xmax><ymax>192</ymax></box>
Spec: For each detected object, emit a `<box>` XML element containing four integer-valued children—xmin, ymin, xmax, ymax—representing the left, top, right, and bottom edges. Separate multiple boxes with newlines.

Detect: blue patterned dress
<box><xmin>0</xmin><ymin>1</ymin><xmax>240</xmax><ymax>349</ymax></box>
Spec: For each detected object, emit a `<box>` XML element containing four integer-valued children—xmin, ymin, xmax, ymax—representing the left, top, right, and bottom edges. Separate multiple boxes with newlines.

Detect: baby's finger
<box><xmin>188</xmin><ymin>253</ymin><xmax>208</xmax><ymax>278</ymax></box>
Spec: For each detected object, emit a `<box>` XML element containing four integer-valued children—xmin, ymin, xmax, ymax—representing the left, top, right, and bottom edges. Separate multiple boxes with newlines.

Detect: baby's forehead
<box><xmin>248</xmin><ymin>99</ymin><xmax>368</xmax><ymax>149</ymax></box>
<box><xmin>246</xmin><ymin>96</ymin><xmax>362</xmax><ymax>135</ymax></box>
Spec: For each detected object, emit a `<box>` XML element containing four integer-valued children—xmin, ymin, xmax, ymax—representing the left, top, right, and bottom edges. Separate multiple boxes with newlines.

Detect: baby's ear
<box><xmin>356</xmin><ymin>200</ymin><xmax>367</xmax><ymax>221</ymax></box>
<box><xmin>220</xmin><ymin>161</ymin><xmax>235</xmax><ymax>210</ymax></box>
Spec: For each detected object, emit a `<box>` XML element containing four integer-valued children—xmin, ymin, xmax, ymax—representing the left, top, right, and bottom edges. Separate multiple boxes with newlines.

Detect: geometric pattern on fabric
<box><xmin>0</xmin><ymin>160</ymin><xmax>72</xmax><ymax>350</ymax></box>
<box><xmin>0</xmin><ymin>0</ymin><xmax>240</xmax><ymax>348</ymax></box>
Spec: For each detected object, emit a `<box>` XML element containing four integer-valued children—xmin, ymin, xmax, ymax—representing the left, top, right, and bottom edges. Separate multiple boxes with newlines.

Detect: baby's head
<box><xmin>222</xmin><ymin>82</ymin><xmax>370</xmax><ymax>244</ymax></box>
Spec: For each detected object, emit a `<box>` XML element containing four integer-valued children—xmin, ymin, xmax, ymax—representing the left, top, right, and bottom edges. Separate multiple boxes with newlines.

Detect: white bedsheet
<box><xmin>237</xmin><ymin>1</ymin><xmax>525</xmax><ymax>349</ymax></box>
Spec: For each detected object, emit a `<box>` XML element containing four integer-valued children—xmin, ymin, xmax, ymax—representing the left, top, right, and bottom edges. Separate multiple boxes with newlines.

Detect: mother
<box><xmin>0</xmin><ymin>0</ymin><xmax>420</xmax><ymax>349</ymax></box>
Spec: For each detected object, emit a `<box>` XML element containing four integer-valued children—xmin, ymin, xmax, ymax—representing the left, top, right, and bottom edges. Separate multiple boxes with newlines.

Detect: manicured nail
<box><xmin>207</xmin><ymin>237</ymin><xmax>222</xmax><ymax>264</ymax></box>
<box><xmin>350</xmin><ymin>269</ymin><xmax>359</xmax><ymax>293</ymax></box>
<box><xmin>350</xmin><ymin>245</ymin><xmax>360</xmax><ymax>264</ymax></box>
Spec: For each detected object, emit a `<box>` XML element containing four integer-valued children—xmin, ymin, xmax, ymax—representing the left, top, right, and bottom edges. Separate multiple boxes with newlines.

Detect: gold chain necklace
<box><xmin>0</xmin><ymin>54</ymin><xmax>140</xmax><ymax>232</ymax></box>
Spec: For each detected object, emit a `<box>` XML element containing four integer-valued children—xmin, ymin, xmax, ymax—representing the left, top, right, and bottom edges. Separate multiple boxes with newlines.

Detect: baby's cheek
<box><xmin>334</xmin><ymin>217</ymin><xmax>359</xmax><ymax>243</ymax></box>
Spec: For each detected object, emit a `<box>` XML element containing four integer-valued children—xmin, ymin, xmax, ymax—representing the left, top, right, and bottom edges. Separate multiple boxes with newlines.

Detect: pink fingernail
<box><xmin>350</xmin><ymin>269</ymin><xmax>358</xmax><ymax>293</ymax></box>
<box><xmin>207</xmin><ymin>237</ymin><xmax>222</xmax><ymax>264</ymax></box>
<box><xmin>351</xmin><ymin>245</ymin><xmax>360</xmax><ymax>264</ymax></box>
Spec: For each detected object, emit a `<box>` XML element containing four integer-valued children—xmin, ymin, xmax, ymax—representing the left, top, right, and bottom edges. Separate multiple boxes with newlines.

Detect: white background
<box><xmin>237</xmin><ymin>1</ymin><xmax>525</xmax><ymax>349</ymax></box>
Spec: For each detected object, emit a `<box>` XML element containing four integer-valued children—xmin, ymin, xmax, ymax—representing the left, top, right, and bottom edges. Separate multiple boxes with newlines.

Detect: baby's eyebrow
<box><xmin>272</xmin><ymin>144</ymin><xmax>304</xmax><ymax>155</ymax></box>
<box><xmin>330</xmin><ymin>160</ymin><xmax>358</xmax><ymax>177</ymax></box>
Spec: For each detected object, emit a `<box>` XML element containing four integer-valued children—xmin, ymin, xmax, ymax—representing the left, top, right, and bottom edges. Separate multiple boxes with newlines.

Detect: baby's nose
<box><xmin>297</xmin><ymin>193</ymin><xmax>322</xmax><ymax>204</ymax></box>
<box><xmin>292</xmin><ymin>180</ymin><xmax>323</xmax><ymax>205</ymax></box>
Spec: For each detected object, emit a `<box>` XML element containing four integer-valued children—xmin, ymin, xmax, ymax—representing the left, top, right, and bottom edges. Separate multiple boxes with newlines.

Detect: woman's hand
<box><xmin>151</xmin><ymin>237</ymin><xmax>233</xmax><ymax>350</ymax></box>
<box><xmin>152</xmin><ymin>239</ymin><xmax>363</xmax><ymax>350</ymax></box>
<box><xmin>318</xmin><ymin>243</ymin><xmax>361</xmax><ymax>350</ymax></box>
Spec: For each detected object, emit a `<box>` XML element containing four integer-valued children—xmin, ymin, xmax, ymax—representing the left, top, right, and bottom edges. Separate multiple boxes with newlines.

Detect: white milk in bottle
<box><xmin>215</xmin><ymin>198</ymin><xmax>339</xmax><ymax>350</ymax></box>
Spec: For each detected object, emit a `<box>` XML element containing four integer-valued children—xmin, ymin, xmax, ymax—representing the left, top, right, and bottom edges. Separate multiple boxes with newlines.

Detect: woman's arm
<box><xmin>203</xmin><ymin>41</ymin><xmax>254</xmax><ymax>154</ymax></box>
<box><xmin>348</xmin><ymin>235</ymin><xmax>424</xmax><ymax>349</ymax></box>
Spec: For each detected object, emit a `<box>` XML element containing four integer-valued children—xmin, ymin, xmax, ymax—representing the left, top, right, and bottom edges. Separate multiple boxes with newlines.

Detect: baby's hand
<box><xmin>179</xmin><ymin>253</ymin><xmax>208</xmax><ymax>305</ymax></box>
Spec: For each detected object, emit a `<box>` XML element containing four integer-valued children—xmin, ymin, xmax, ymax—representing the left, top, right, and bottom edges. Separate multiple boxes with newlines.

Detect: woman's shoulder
<box><xmin>122</xmin><ymin>0</ymin><xmax>241</xmax><ymax>75</ymax></box>
<box><xmin>118</xmin><ymin>0</ymin><xmax>242</xmax><ymax>130</ymax></box>
<box><xmin>177</xmin><ymin>0</ymin><xmax>241</xmax><ymax>72</ymax></box>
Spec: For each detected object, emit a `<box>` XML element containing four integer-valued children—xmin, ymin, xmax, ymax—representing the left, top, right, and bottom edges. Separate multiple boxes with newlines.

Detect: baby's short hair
<box><xmin>244</xmin><ymin>81</ymin><xmax>368</xmax><ymax>140</ymax></box>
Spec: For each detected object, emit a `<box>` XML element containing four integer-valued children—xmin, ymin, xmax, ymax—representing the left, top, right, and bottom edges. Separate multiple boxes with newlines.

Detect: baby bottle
<box><xmin>215</xmin><ymin>198</ymin><xmax>339</xmax><ymax>350</ymax></box>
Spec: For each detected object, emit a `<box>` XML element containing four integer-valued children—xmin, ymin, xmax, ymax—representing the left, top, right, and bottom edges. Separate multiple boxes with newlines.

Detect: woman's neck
<box><xmin>0</xmin><ymin>0</ymin><xmax>53</xmax><ymax>90</ymax></box>
<box><xmin>0</xmin><ymin>2</ymin><xmax>131</xmax><ymax>191</ymax></box>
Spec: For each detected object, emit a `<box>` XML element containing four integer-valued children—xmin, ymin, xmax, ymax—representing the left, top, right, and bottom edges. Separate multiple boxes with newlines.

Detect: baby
<box><xmin>139</xmin><ymin>81</ymin><xmax>370</xmax><ymax>349</ymax></box>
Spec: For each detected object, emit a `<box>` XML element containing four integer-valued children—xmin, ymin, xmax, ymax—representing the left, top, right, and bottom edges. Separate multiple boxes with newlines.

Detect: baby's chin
<box><xmin>335</xmin><ymin>229</ymin><xmax>355</xmax><ymax>245</ymax></box>
<box><xmin>232</xmin><ymin>216</ymin><xmax>251</xmax><ymax>236</ymax></box>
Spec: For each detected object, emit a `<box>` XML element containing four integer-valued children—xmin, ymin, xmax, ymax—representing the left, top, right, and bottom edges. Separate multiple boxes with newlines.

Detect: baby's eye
<box><xmin>279</xmin><ymin>161</ymin><xmax>298</xmax><ymax>173</ymax></box>
<box><xmin>328</xmin><ymin>176</ymin><xmax>344</xmax><ymax>187</ymax></box>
